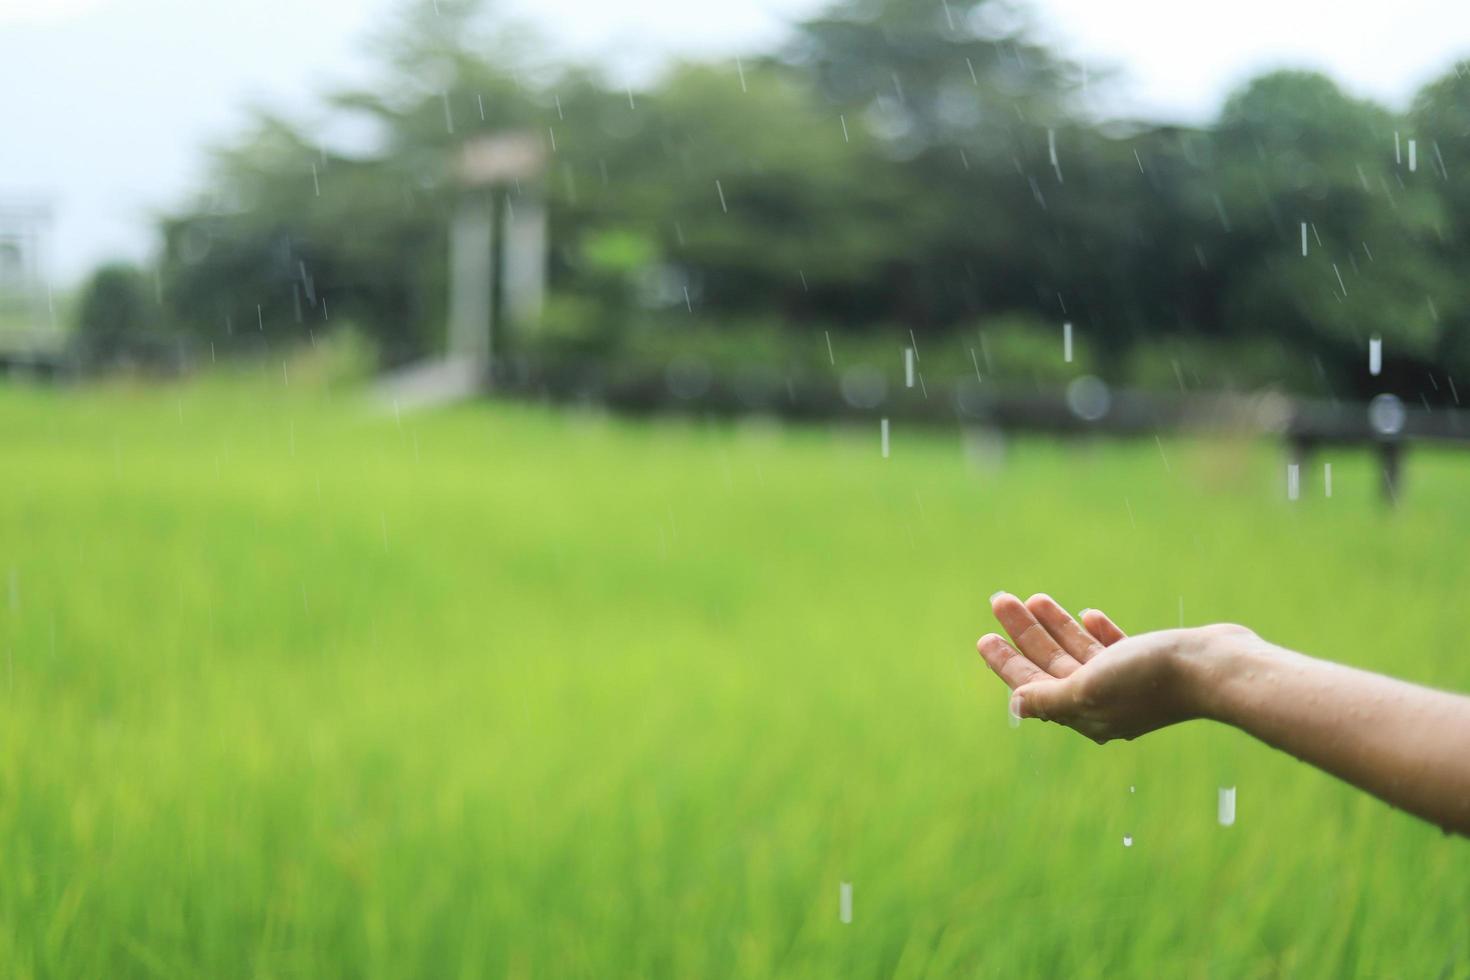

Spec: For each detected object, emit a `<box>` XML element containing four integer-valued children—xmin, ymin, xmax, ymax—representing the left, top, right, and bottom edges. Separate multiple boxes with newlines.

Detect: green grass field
<box><xmin>3</xmin><ymin>370</ymin><xmax>1469</xmax><ymax>978</ymax></box>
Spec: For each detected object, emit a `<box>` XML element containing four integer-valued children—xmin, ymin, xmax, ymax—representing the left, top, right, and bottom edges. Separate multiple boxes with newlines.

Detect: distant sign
<box><xmin>457</xmin><ymin>133</ymin><xmax>545</xmax><ymax>187</ymax></box>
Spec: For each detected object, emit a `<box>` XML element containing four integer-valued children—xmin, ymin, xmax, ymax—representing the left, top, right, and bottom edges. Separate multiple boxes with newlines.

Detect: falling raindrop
<box><xmin>1369</xmin><ymin>394</ymin><xmax>1407</xmax><ymax>436</ymax></box>
<box><xmin>1218</xmin><ymin>786</ymin><xmax>1237</xmax><ymax>826</ymax></box>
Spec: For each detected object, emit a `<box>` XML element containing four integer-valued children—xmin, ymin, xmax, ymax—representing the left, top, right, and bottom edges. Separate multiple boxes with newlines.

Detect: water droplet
<box><xmin>1218</xmin><ymin>786</ymin><xmax>1236</xmax><ymax>827</ymax></box>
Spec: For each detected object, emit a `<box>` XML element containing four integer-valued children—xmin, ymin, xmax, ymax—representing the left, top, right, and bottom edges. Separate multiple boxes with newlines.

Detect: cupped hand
<box><xmin>976</xmin><ymin>592</ymin><xmax>1226</xmax><ymax>743</ymax></box>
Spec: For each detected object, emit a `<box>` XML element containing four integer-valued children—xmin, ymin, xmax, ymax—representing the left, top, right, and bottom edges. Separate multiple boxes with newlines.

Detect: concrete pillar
<box><xmin>447</xmin><ymin>191</ymin><xmax>494</xmax><ymax>363</ymax></box>
<box><xmin>503</xmin><ymin>194</ymin><xmax>546</xmax><ymax>327</ymax></box>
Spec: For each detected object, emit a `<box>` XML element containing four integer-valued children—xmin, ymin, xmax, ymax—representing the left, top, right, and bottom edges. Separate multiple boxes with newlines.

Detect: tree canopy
<box><xmin>153</xmin><ymin>0</ymin><xmax>1470</xmax><ymax>401</ymax></box>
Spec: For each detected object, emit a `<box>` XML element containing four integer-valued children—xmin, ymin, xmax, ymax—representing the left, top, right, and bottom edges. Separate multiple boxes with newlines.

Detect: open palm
<box><xmin>977</xmin><ymin>593</ymin><xmax>1224</xmax><ymax>742</ymax></box>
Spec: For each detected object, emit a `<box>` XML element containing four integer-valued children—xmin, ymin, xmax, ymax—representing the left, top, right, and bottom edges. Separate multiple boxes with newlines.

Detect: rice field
<box><xmin>2</xmin><ymin>371</ymin><xmax>1469</xmax><ymax>977</ymax></box>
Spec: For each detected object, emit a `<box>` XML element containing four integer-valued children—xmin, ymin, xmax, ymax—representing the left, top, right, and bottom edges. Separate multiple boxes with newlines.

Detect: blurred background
<box><xmin>4</xmin><ymin>0</ymin><xmax>1469</xmax><ymax>403</ymax></box>
<box><xmin>4</xmin><ymin>1</ymin><xmax>1470</xmax><ymax>976</ymax></box>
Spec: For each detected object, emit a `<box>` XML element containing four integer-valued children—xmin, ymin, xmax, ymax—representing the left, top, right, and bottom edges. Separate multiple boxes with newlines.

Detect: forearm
<box><xmin>1188</xmin><ymin>630</ymin><xmax>1470</xmax><ymax>835</ymax></box>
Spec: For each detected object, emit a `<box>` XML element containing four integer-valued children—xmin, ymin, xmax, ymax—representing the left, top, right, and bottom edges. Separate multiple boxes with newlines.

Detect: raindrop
<box><xmin>1369</xmin><ymin>394</ymin><xmax>1406</xmax><ymax>436</ymax></box>
<box><xmin>1065</xmin><ymin>376</ymin><xmax>1111</xmax><ymax>421</ymax></box>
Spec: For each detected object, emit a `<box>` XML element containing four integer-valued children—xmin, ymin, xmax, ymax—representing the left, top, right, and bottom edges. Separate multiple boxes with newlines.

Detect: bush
<box><xmin>1124</xmin><ymin>335</ymin><xmax>1321</xmax><ymax>394</ymax></box>
<box><xmin>972</xmin><ymin>315</ymin><xmax>1095</xmax><ymax>385</ymax></box>
<box><xmin>74</xmin><ymin>263</ymin><xmax>166</xmax><ymax>365</ymax></box>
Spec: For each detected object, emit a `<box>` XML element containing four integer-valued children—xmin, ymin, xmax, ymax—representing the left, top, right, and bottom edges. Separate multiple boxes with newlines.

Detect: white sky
<box><xmin>1</xmin><ymin>0</ymin><xmax>1467</xmax><ymax>284</ymax></box>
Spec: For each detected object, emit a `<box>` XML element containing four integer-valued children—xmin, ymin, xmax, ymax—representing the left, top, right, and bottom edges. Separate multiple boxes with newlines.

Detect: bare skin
<box><xmin>977</xmin><ymin>591</ymin><xmax>1470</xmax><ymax>836</ymax></box>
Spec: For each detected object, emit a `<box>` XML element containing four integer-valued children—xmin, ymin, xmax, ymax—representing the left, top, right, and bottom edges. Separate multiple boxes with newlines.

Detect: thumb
<box><xmin>1012</xmin><ymin>679</ymin><xmax>1077</xmax><ymax>722</ymax></box>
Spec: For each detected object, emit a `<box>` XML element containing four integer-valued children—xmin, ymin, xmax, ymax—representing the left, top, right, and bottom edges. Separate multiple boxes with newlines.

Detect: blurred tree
<box><xmin>145</xmin><ymin>0</ymin><xmax>1470</xmax><ymax>400</ymax></box>
<box><xmin>1409</xmin><ymin>65</ymin><xmax>1470</xmax><ymax>389</ymax></box>
<box><xmin>161</xmin><ymin>0</ymin><xmax>541</xmax><ymax>364</ymax></box>
<box><xmin>75</xmin><ymin>262</ymin><xmax>158</xmax><ymax>360</ymax></box>
<box><xmin>1211</xmin><ymin>71</ymin><xmax>1456</xmax><ymax>395</ymax></box>
<box><xmin>787</xmin><ymin>0</ymin><xmax>1086</xmax><ymax>331</ymax></box>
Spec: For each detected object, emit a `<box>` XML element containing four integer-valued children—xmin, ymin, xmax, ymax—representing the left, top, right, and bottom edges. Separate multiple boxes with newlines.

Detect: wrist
<box><xmin>1174</xmin><ymin>624</ymin><xmax>1271</xmax><ymax>723</ymax></box>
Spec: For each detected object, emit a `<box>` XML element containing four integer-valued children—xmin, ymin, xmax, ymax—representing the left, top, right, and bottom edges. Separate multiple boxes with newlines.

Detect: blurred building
<box><xmin>0</xmin><ymin>197</ymin><xmax>53</xmax><ymax>332</ymax></box>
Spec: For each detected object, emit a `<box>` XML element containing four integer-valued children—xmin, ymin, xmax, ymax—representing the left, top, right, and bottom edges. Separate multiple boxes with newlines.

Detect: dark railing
<box><xmin>486</xmin><ymin>356</ymin><xmax>1470</xmax><ymax>504</ymax></box>
<box><xmin>7</xmin><ymin>341</ymin><xmax>1464</xmax><ymax>504</ymax></box>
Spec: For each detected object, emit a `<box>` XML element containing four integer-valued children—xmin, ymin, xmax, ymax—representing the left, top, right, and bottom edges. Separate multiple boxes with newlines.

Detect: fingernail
<box><xmin>1079</xmin><ymin>608</ymin><xmax>1094</xmax><ymax>618</ymax></box>
<box><xmin>1008</xmin><ymin>692</ymin><xmax>1025</xmax><ymax>725</ymax></box>
<box><xmin>990</xmin><ymin>590</ymin><xmax>1008</xmax><ymax>603</ymax></box>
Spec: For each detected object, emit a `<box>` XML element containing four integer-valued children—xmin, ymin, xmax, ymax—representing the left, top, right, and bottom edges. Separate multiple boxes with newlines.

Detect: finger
<box><xmin>1025</xmin><ymin>593</ymin><xmax>1106</xmax><ymax>663</ymax></box>
<box><xmin>976</xmin><ymin>633</ymin><xmax>1047</xmax><ymax>691</ymax></box>
<box><xmin>1013</xmin><ymin>677</ymin><xmax>1080</xmax><ymax>722</ymax></box>
<box><xmin>1079</xmin><ymin>608</ymin><xmax>1127</xmax><ymax>646</ymax></box>
<box><xmin>991</xmin><ymin>592</ymin><xmax>1082</xmax><ymax>677</ymax></box>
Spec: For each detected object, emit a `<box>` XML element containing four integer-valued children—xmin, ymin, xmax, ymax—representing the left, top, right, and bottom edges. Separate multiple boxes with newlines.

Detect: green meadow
<box><xmin>2</xmin><ymin>370</ymin><xmax>1469</xmax><ymax>978</ymax></box>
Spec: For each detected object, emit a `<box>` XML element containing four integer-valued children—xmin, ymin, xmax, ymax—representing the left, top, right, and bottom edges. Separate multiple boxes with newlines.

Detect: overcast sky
<box><xmin>2</xmin><ymin>0</ymin><xmax>1467</xmax><ymax>284</ymax></box>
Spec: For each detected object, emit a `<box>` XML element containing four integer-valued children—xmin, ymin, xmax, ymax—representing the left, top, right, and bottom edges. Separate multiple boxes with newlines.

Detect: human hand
<box><xmin>977</xmin><ymin>593</ymin><xmax>1244</xmax><ymax>743</ymax></box>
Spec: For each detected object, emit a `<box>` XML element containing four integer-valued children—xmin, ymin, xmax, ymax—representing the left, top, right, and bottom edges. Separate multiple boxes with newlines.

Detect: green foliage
<box><xmin>581</xmin><ymin>228</ymin><xmax>658</xmax><ymax>274</ymax></box>
<box><xmin>147</xmin><ymin>0</ymin><xmax>1470</xmax><ymax>399</ymax></box>
<box><xmin>1212</xmin><ymin>72</ymin><xmax>1453</xmax><ymax>363</ymax></box>
<box><xmin>75</xmin><ymin>262</ymin><xmax>156</xmax><ymax>342</ymax></box>
<box><xmin>976</xmin><ymin>314</ymin><xmax>1093</xmax><ymax>382</ymax></box>
<box><xmin>5</xmin><ymin>378</ymin><xmax>1470</xmax><ymax>974</ymax></box>
<box><xmin>1124</xmin><ymin>335</ymin><xmax>1321</xmax><ymax>394</ymax></box>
